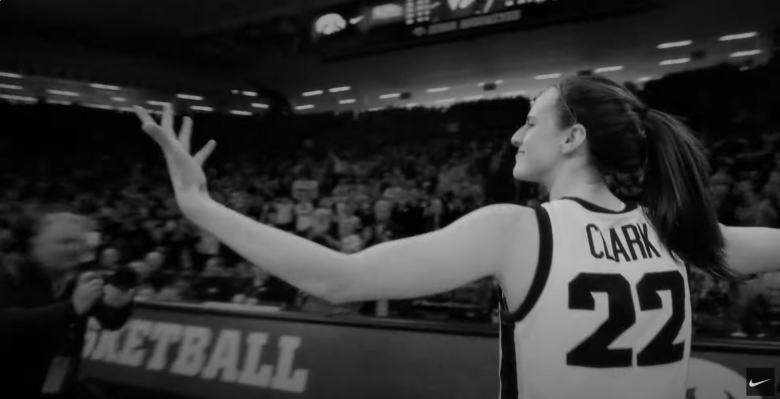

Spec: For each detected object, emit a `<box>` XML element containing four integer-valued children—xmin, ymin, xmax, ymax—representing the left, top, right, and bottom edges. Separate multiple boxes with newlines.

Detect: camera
<box><xmin>80</xmin><ymin>264</ymin><xmax>141</xmax><ymax>292</ymax></box>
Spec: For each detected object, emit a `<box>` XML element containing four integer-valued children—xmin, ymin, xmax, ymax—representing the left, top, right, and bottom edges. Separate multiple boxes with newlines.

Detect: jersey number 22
<box><xmin>566</xmin><ymin>271</ymin><xmax>685</xmax><ymax>368</ymax></box>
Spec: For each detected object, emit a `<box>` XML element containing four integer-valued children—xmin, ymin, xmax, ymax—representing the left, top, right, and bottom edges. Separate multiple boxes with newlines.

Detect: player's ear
<box><xmin>561</xmin><ymin>123</ymin><xmax>587</xmax><ymax>155</ymax></box>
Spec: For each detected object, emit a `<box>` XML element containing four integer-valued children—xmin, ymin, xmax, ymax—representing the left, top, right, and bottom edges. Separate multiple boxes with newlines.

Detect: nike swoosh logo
<box><xmin>749</xmin><ymin>378</ymin><xmax>771</xmax><ymax>388</ymax></box>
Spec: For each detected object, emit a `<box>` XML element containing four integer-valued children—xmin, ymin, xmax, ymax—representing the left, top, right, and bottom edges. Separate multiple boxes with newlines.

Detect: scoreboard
<box><xmin>311</xmin><ymin>0</ymin><xmax>652</xmax><ymax>58</ymax></box>
<box><xmin>405</xmin><ymin>0</ymin><xmax>532</xmax><ymax>26</ymax></box>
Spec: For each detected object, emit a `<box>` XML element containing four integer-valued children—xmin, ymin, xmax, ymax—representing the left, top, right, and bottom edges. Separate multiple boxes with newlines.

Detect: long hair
<box><xmin>555</xmin><ymin>74</ymin><xmax>733</xmax><ymax>279</ymax></box>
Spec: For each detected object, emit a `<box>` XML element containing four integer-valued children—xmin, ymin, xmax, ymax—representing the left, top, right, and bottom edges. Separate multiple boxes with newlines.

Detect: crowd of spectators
<box><xmin>0</xmin><ymin>60</ymin><xmax>779</xmax><ymax>338</ymax></box>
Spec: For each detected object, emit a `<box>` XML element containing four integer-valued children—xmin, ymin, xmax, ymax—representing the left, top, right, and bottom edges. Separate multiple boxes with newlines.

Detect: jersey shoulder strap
<box><xmin>499</xmin><ymin>205</ymin><xmax>553</xmax><ymax>323</ymax></box>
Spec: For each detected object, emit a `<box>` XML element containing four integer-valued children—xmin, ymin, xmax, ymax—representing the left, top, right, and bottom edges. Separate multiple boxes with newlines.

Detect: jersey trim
<box><xmin>498</xmin><ymin>206</ymin><xmax>552</xmax><ymax>399</ymax></box>
<box><xmin>560</xmin><ymin>196</ymin><xmax>638</xmax><ymax>214</ymax></box>
<box><xmin>501</xmin><ymin>205</ymin><xmax>553</xmax><ymax>322</ymax></box>
<box><xmin>499</xmin><ymin>316</ymin><xmax>519</xmax><ymax>399</ymax></box>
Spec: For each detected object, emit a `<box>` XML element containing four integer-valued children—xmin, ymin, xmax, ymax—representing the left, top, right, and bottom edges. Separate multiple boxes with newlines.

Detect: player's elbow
<box><xmin>324</xmin><ymin>254</ymin><xmax>369</xmax><ymax>305</ymax></box>
<box><xmin>324</xmin><ymin>286</ymin><xmax>352</xmax><ymax>305</ymax></box>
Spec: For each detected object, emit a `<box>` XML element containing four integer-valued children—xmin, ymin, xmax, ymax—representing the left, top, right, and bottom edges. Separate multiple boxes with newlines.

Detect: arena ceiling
<box><xmin>0</xmin><ymin>0</ymin><xmax>777</xmax><ymax>114</ymax></box>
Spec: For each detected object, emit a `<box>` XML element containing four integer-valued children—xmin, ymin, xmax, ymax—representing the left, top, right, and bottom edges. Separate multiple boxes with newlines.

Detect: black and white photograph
<box><xmin>0</xmin><ymin>0</ymin><xmax>779</xmax><ymax>398</ymax></box>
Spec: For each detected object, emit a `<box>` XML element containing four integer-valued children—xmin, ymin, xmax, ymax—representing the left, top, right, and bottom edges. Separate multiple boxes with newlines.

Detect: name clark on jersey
<box><xmin>585</xmin><ymin>222</ymin><xmax>662</xmax><ymax>263</ymax></box>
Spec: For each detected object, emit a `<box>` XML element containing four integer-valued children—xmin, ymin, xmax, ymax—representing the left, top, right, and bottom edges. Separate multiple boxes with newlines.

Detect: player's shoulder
<box><xmin>465</xmin><ymin>203</ymin><xmax>538</xmax><ymax>225</ymax></box>
<box><xmin>479</xmin><ymin>204</ymin><xmax>548</xmax><ymax>296</ymax></box>
<box><xmin>459</xmin><ymin>203</ymin><xmax>541</xmax><ymax>242</ymax></box>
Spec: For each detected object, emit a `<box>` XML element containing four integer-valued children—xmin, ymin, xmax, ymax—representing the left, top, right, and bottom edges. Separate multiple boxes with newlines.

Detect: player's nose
<box><xmin>510</xmin><ymin>127</ymin><xmax>525</xmax><ymax>147</ymax></box>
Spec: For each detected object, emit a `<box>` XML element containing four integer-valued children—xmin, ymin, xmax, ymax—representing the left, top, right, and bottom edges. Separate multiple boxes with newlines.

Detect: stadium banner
<box><xmin>80</xmin><ymin>302</ymin><xmax>780</xmax><ymax>399</ymax></box>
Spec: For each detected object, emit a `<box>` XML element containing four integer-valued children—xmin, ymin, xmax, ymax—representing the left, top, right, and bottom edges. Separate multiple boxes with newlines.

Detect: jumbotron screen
<box><xmin>405</xmin><ymin>0</ymin><xmax>528</xmax><ymax>26</ymax></box>
<box><xmin>311</xmin><ymin>0</ymin><xmax>651</xmax><ymax>57</ymax></box>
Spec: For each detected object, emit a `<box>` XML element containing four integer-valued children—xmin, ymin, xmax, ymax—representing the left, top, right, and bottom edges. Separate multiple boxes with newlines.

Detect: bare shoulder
<box><xmin>460</xmin><ymin>203</ymin><xmax>540</xmax><ymax>276</ymax></box>
<box><xmin>467</xmin><ymin>203</ymin><xmax>535</xmax><ymax>219</ymax></box>
<box><xmin>458</xmin><ymin>203</ymin><xmax>537</xmax><ymax>235</ymax></box>
<box><xmin>470</xmin><ymin>204</ymin><xmax>543</xmax><ymax>307</ymax></box>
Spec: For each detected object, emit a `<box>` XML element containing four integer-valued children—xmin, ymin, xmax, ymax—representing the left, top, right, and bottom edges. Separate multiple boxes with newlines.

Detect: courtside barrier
<box><xmin>80</xmin><ymin>301</ymin><xmax>780</xmax><ymax>399</ymax></box>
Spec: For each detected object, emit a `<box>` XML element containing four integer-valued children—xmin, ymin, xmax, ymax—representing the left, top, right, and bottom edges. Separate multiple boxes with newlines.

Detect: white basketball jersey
<box><xmin>498</xmin><ymin>197</ymin><xmax>692</xmax><ymax>399</ymax></box>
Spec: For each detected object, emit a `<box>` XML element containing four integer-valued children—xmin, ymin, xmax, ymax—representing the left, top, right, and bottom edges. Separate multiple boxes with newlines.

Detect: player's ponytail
<box><xmin>640</xmin><ymin>109</ymin><xmax>733</xmax><ymax>278</ymax></box>
<box><xmin>555</xmin><ymin>74</ymin><xmax>733</xmax><ymax>278</ymax></box>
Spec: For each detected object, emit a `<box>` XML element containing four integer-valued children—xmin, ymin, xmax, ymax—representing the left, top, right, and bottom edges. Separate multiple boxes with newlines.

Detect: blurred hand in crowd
<box><xmin>103</xmin><ymin>284</ymin><xmax>136</xmax><ymax>308</ymax></box>
<box><xmin>72</xmin><ymin>272</ymin><xmax>104</xmax><ymax>315</ymax></box>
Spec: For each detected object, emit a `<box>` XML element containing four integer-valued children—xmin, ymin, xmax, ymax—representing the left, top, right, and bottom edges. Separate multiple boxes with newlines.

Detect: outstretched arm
<box><xmin>133</xmin><ymin>105</ymin><xmax>527</xmax><ymax>304</ymax></box>
<box><xmin>183</xmin><ymin>199</ymin><xmax>527</xmax><ymax>304</ymax></box>
<box><xmin>720</xmin><ymin>223</ymin><xmax>780</xmax><ymax>276</ymax></box>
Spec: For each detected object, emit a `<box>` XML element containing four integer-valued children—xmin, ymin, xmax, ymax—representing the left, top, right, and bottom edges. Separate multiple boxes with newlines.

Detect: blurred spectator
<box><xmin>98</xmin><ymin>247</ymin><xmax>121</xmax><ymax>270</ymax></box>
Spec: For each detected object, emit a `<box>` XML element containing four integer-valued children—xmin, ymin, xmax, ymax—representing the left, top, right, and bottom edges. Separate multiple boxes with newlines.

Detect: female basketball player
<box><xmin>133</xmin><ymin>74</ymin><xmax>780</xmax><ymax>399</ymax></box>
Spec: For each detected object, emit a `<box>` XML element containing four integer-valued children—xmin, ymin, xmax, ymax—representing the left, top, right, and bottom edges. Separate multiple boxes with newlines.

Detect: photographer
<box><xmin>0</xmin><ymin>212</ymin><xmax>136</xmax><ymax>399</ymax></box>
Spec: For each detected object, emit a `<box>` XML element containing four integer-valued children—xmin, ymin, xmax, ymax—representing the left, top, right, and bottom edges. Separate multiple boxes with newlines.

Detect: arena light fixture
<box><xmin>659</xmin><ymin>58</ymin><xmax>690</xmax><ymax>66</ymax></box>
<box><xmin>637</xmin><ymin>76</ymin><xmax>653</xmax><ymax>82</ymax></box>
<box><xmin>46</xmin><ymin>99</ymin><xmax>73</xmax><ymax>106</ymax></box>
<box><xmin>730</xmin><ymin>49</ymin><xmax>762</xmax><ymax>58</ymax></box>
<box><xmin>329</xmin><ymin>86</ymin><xmax>351</xmax><ymax>93</ymax></box>
<box><xmin>594</xmin><ymin>65</ymin><xmax>624</xmax><ymax>73</ymax></box>
<box><xmin>84</xmin><ymin>104</ymin><xmax>115</xmax><ymax>110</ymax></box>
<box><xmin>190</xmin><ymin>105</ymin><xmax>214</xmax><ymax>112</ymax></box>
<box><xmin>242</xmin><ymin>91</ymin><xmax>258</xmax><ymax>97</ymax></box>
<box><xmin>251</xmin><ymin>102</ymin><xmax>269</xmax><ymax>109</ymax></box>
<box><xmin>0</xmin><ymin>83</ymin><xmax>23</xmax><ymax>90</ymax></box>
<box><xmin>46</xmin><ymin>89</ymin><xmax>80</xmax><ymax>97</ymax></box>
<box><xmin>147</xmin><ymin>100</ymin><xmax>171</xmax><ymax>106</ymax></box>
<box><xmin>534</xmin><ymin>73</ymin><xmax>561</xmax><ymax>80</ymax></box>
<box><xmin>0</xmin><ymin>94</ymin><xmax>37</xmax><ymax>103</ymax></box>
<box><xmin>339</xmin><ymin>99</ymin><xmax>356</xmax><ymax>104</ymax></box>
<box><xmin>0</xmin><ymin>72</ymin><xmax>23</xmax><ymax>79</ymax></box>
<box><xmin>89</xmin><ymin>83</ymin><xmax>121</xmax><ymax>90</ymax></box>
<box><xmin>379</xmin><ymin>92</ymin><xmax>401</xmax><ymax>99</ymax></box>
<box><xmin>111</xmin><ymin>97</ymin><xmax>127</xmax><ymax>102</ymax></box>
<box><xmin>718</xmin><ymin>32</ymin><xmax>757</xmax><ymax>41</ymax></box>
<box><xmin>229</xmin><ymin>110</ymin><xmax>252</xmax><ymax>116</ymax></box>
<box><xmin>405</xmin><ymin>103</ymin><xmax>418</xmax><ymax>108</ymax></box>
<box><xmin>434</xmin><ymin>98</ymin><xmax>456</xmax><ymax>104</ymax></box>
<box><xmin>295</xmin><ymin>104</ymin><xmax>315</xmax><ymax>110</ymax></box>
<box><xmin>657</xmin><ymin>40</ymin><xmax>692</xmax><ymax>49</ymax></box>
<box><xmin>176</xmin><ymin>93</ymin><xmax>204</xmax><ymax>101</ymax></box>
<box><xmin>302</xmin><ymin>90</ymin><xmax>324</xmax><ymax>97</ymax></box>
<box><xmin>426</xmin><ymin>86</ymin><xmax>450</xmax><ymax>93</ymax></box>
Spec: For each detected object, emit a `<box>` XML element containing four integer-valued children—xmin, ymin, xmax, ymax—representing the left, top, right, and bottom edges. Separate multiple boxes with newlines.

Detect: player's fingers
<box><xmin>134</xmin><ymin>106</ymin><xmax>170</xmax><ymax>144</ymax></box>
<box><xmin>132</xmin><ymin>106</ymin><xmax>156</xmax><ymax>126</ymax></box>
<box><xmin>161</xmin><ymin>104</ymin><xmax>175</xmax><ymax>132</ymax></box>
<box><xmin>193</xmin><ymin>140</ymin><xmax>217</xmax><ymax>166</ymax></box>
<box><xmin>178</xmin><ymin>116</ymin><xmax>193</xmax><ymax>152</ymax></box>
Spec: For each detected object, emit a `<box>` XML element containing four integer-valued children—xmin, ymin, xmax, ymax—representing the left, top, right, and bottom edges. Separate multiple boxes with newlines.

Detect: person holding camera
<box><xmin>0</xmin><ymin>212</ymin><xmax>136</xmax><ymax>399</ymax></box>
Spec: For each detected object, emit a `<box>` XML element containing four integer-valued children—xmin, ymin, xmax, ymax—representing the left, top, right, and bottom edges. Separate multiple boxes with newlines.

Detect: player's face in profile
<box><xmin>510</xmin><ymin>87</ymin><xmax>567</xmax><ymax>182</ymax></box>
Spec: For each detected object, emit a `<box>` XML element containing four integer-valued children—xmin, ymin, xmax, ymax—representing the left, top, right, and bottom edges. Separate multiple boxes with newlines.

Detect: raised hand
<box><xmin>133</xmin><ymin>105</ymin><xmax>217</xmax><ymax>208</ymax></box>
